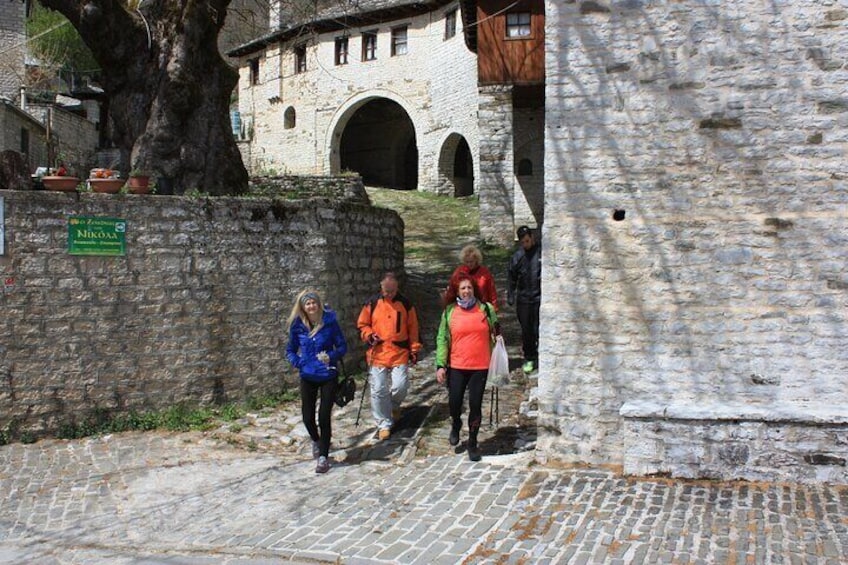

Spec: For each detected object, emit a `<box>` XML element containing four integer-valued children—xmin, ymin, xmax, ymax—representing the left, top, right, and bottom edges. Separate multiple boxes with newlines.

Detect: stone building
<box><xmin>230</xmin><ymin>0</ymin><xmax>480</xmax><ymax>199</ymax></box>
<box><xmin>0</xmin><ymin>0</ymin><xmax>26</xmax><ymax>101</ymax></box>
<box><xmin>538</xmin><ymin>0</ymin><xmax>848</xmax><ymax>484</ymax></box>
<box><xmin>229</xmin><ymin>0</ymin><xmax>546</xmax><ymax>243</ymax></box>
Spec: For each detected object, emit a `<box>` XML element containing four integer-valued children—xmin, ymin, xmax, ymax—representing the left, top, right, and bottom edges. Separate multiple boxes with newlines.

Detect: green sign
<box><xmin>68</xmin><ymin>216</ymin><xmax>127</xmax><ymax>256</ymax></box>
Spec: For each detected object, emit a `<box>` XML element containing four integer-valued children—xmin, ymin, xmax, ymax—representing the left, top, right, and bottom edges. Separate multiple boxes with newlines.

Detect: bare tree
<box><xmin>39</xmin><ymin>0</ymin><xmax>248</xmax><ymax>195</ymax></box>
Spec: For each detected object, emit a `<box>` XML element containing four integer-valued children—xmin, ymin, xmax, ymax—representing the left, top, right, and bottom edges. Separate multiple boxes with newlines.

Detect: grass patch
<box><xmin>45</xmin><ymin>389</ymin><xmax>300</xmax><ymax>442</ymax></box>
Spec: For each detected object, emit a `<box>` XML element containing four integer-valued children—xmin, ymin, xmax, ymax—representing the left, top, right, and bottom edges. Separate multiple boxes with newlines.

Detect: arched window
<box><xmin>284</xmin><ymin>107</ymin><xmax>296</xmax><ymax>129</ymax></box>
<box><xmin>517</xmin><ymin>158</ymin><xmax>533</xmax><ymax>176</ymax></box>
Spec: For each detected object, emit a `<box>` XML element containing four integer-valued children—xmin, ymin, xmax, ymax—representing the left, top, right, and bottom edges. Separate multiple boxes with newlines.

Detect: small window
<box><xmin>445</xmin><ymin>9</ymin><xmax>457</xmax><ymax>40</ymax></box>
<box><xmin>517</xmin><ymin>158</ymin><xmax>533</xmax><ymax>176</ymax></box>
<box><xmin>335</xmin><ymin>36</ymin><xmax>349</xmax><ymax>65</ymax></box>
<box><xmin>249</xmin><ymin>58</ymin><xmax>260</xmax><ymax>85</ymax></box>
<box><xmin>20</xmin><ymin>128</ymin><xmax>29</xmax><ymax>155</ymax></box>
<box><xmin>391</xmin><ymin>26</ymin><xmax>408</xmax><ymax>56</ymax></box>
<box><xmin>294</xmin><ymin>44</ymin><xmax>306</xmax><ymax>73</ymax></box>
<box><xmin>284</xmin><ymin>107</ymin><xmax>296</xmax><ymax>129</ymax></box>
<box><xmin>506</xmin><ymin>12</ymin><xmax>531</xmax><ymax>38</ymax></box>
<box><xmin>362</xmin><ymin>31</ymin><xmax>377</xmax><ymax>61</ymax></box>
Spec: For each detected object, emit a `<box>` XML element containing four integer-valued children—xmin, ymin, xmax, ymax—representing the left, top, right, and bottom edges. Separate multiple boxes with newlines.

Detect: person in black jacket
<box><xmin>507</xmin><ymin>226</ymin><xmax>541</xmax><ymax>373</ymax></box>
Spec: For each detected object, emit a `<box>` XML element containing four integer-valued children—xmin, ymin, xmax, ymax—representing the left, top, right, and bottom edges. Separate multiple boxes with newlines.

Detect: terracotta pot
<box><xmin>41</xmin><ymin>176</ymin><xmax>81</xmax><ymax>192</ymax></box>
<box><xmin>126</xmin><ymin>176</ymin><xmax>150</xmax><ymax>194</ymax></box>
<box><xmin>89</xmin><ymin>178</ymin><xmax>124</xmax><ymax>193</ymax></box>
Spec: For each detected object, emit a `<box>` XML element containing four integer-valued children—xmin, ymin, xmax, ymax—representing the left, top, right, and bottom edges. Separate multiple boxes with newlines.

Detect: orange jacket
<box><xmin>357</xmin><ymin>293</ymin><xmax>422</xmax><ymax>368</ymax></box>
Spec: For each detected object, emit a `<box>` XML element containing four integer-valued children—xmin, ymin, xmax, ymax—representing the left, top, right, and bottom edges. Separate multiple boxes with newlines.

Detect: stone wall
<box><xmin>0</xmin><ymin>101</ymin><xmax>48</xmax><ymax>172</ymax></box>
<box><xmin>0</xmin><ymin>189</ymin><xmax>402</xmax><ymax>437</ymax></box>
<box><xmin>235</xmin><ymin>0</ymin><xmax>479</xmax><ymax>195</ymax></box>
<box><xmin>0</xmin><ymin>1</ymin><xmax>25</xmax><ymax>101</ymax></box>
<box><xmin>538</xmin><ymin>1</ymin><xmax>848</xmax><ymax>483</ymax></box>
<box><xmin>478</xmin><ymin>85</ymin><xmax>514</xmax><ymax>245</ymax></box>
<box><xmin>26</xmin><ymin>104</ymin><xmax>99</xmax><ymax>175</ymax></box>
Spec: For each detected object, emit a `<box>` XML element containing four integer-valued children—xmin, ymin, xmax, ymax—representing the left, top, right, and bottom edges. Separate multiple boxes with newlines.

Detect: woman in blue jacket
<box><xmin>286</xmin><ymin>289</ymin><xmax>347</xmax><ymax>474</ymax></box>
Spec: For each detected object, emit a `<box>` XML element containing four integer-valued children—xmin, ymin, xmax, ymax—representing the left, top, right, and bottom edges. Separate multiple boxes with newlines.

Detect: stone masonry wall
<box><xmin>235</xmin><ymin>1</ymin><xmax>479</xmax><ymax>194</ymax></box>
<box><xmin>538</xmin><ymin>1</ymin><xmax>848</xmax><ymax>483</ymax></box>
<box><xmin>0</xmin><ymin>1</ymin><xmax>26</xmax><ymax>101</ymax></box>
<box><xmin>0</xmin><ymin>102</ymin><xmax>48</xmax><ymax>172</ymax></box>
<box><xmin>0</xmin><ymin>189</ymin><xmax>402</xmax><ymax>437</ymax></box>
<box><xmin>478</xmin><ymin>85</ymin><xmax>514</xmax><ymax>245</ymax></box>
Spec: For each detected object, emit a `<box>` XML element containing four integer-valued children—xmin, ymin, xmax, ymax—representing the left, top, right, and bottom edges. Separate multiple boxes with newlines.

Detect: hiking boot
<box><xmin>449</xmin><ymin>428</ymin><xmax>460</xmax><ymax>446</ymax></box>
<box><xmin>311</xmin><ymin>441</ymin><xmax>320</xmax><ymax>459</ymax></box>
<box><xmin>467</xmin><ymin>442</ymin><xmax>482</xmax><ymax>462</ymax></box>
<box><xmin>315</xmin><ymin>455</ymin><xmax>330</xmax><ymax>474</ymax></box>
<box><xmin>522</xmin><ymin>360</ymin><xmax>535</xmax><ymax>373</ymax></box>
<box><xmin>378</xmin><ymin>428</ymin><xmax>391</xmax><ymax>441</ymax></box>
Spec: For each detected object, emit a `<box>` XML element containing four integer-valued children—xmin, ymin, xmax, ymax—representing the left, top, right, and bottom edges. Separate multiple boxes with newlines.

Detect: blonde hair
<box><xmin>459</xmin><ymin>244</ymin><xmax>483</xmax><ymax>265</ymax></box>
<box><xmin>287</xmin><ymin>289</ymin><xmax>325</xmax><ymax>336</ymax></box>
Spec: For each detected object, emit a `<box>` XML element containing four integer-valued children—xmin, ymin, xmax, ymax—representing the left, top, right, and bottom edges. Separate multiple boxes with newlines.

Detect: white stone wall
<box><xmin>0</xmin><ymin>1</ymin><xmax>25</xmax><ymax>101</ymax></box>
<box><xmin>539</xmin><ymin>0</ymin><xmax>848</xmax><ymax>482</ymax></box>
<box><xmin>235</xmin><ymin>1</ymin><xmax>479</xmax><ymax>193</ymax></box>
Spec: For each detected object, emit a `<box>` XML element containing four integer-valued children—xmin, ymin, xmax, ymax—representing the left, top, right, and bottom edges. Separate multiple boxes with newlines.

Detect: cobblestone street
<box><xmin>2</xmin><ymin>339</ymin><xmax>847</xmax><ymax>565</ymax></box>
<box><xmin>1</xmin><ymin>422</ymin><xmax>847</xmax><ymax>564</ymax></box>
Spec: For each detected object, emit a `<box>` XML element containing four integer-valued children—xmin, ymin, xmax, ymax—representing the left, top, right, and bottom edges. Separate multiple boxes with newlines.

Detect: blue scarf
<box><xmin>456</xmin><ymin>296</ymin><xmax>477</xmax><ymax>310</ymax></box>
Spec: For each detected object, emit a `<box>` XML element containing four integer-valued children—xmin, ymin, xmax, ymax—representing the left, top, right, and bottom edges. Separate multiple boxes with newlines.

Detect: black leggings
<box><xmin>516</xmin><ymin>301</ymin><xmax>540</xmax><ymax>362</ymax></box>
<box><xmin>300</xmin><ymin>378</ymin><xmax>337</xmax><ymax>457</ymax></box>
<box><xmin>447</xmin><ymin>368</ymin><xmax>488</xmax><ymax>443</ymax></box>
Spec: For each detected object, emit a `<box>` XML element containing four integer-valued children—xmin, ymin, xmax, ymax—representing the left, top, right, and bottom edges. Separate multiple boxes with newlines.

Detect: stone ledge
<box><xmin>620</xmin><ymin>400</ymin><xmax>848</xmax><ymax>425</ymax></box>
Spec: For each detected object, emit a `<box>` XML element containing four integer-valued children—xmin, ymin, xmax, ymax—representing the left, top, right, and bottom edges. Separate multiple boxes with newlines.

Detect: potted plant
<box><xmin>41</xmin><ymin>162</ymin><xmax>80</xmax><ymax>192</ymax></box>
<box><xmin>126</xmin><ymin>169</ymin><xmax>152</xmax><ymax>194</ymax></box>
<box><xmin>88</xmin><ymin>168</ymin><xmax>124</xmax><ymax>193</ymax></box>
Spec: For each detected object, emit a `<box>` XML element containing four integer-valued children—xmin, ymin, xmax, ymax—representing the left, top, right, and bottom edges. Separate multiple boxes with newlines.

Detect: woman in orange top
<box><xmin>436</xmin><ymin>276</ymin><xmax>499</xmax><ymax>461</ymax></box>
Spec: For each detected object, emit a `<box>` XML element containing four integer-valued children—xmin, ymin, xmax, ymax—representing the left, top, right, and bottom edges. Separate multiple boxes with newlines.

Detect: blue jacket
<box><xmin>286</xmin><ymin>308</ymin><xmax>348</xmax><ymax>382</ymax></box>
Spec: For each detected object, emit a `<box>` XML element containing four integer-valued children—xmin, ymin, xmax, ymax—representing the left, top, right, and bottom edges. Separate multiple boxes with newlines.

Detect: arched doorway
<box><xmin>338</xmin><ymin>98</ymin><xmax>418</xmax><ymax>190</ymax></box>
<box><xmin>438</xmin><ymin>133</ymin><xmax>474</xmax><ymax>197</ymax></box>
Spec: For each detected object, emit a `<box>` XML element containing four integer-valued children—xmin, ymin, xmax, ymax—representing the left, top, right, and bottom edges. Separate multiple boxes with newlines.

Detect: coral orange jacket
<box><xmin>357</xmin><ymin>293</ymin><xmax>422</xmax><ymax>368</ymax></box>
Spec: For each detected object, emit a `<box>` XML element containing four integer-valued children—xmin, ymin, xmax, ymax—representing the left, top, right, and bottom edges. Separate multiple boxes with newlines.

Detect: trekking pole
<box><xmin>355</xmin><ymin>366</ymin><xmax>368</xmax><ymax>426</ymax></box>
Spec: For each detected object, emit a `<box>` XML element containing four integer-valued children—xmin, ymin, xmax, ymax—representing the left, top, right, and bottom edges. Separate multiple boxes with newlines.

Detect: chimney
<box><xmin>19</xmin><ymin>85</ymin><xmax>26</xmax><ymax>111</ymax></box>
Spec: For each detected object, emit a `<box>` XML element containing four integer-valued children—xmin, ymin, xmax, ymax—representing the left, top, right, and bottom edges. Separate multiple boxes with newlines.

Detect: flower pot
<box><xmin>126</xmin><ymin>175</ymin><xmax>150</xmax><ymax>194</ymax></box>
<box><xmin>89</xmin><ymin>178</ymin><xmax>124</xmax><ymax>193</ymax></box>
<box><xmin>41</xmin><ymin>176</ymin><xmax>80</xmax><ymax>192</ymax></box>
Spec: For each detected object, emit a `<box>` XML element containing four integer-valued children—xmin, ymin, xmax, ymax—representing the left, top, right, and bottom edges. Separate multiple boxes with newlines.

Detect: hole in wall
<box><xmin>613</xmin><ymin>209</ymin><xmax>626</xmax><ymax>221</ymax></box>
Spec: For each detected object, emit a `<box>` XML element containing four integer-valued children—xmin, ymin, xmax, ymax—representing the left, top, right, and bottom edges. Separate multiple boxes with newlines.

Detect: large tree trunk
<box><xmin>40</xmin><ymin>0</ymin><xmax>248</xmax><ymax>195</ymax></box>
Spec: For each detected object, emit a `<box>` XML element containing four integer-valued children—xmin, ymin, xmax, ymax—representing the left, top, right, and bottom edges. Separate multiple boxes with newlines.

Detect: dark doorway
<box><xmin>453</xmin><ymin>137</ymin><xmax>474</xmax><ymax>196</ymax></box>
<box><xmin>339</xmin><ymin>99</ymin><xmax>418</xmax><ymax>190</ymax></box>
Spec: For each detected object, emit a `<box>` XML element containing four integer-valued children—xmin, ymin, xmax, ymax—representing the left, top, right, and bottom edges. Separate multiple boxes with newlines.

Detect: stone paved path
<box><xmin>1</xmin><ymin>430</ymin><xmax>847</xmax><ymax>564</ymax></box>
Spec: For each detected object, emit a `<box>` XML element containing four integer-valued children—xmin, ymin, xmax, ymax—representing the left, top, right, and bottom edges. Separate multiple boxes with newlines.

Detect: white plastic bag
<box><xmin>488</xmin><ymin>335</ymin><xmax>510</xmax><ymax>387</ymax></box>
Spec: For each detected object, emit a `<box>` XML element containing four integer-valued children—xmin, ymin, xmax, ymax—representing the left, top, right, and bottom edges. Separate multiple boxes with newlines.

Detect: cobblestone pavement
<box><xmin>1</xmin><ymin>348</ymin><xmax>847</xmax><ymax>565</ymax></box>
<box><xmin>1</xmin><ymin>430</ymin><xmax>847</xmax><ymax>564</ymax></box>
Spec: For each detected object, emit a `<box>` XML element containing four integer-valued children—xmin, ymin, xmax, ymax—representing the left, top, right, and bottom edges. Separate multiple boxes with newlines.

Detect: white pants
<box><xmin>369</xmin><ymin>364</ymin><xmax>409</xmax><ymax>431</ymax></box>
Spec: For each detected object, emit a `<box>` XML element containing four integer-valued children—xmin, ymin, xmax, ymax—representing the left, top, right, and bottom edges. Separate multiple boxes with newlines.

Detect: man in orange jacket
<box><xmin>357</xmin><ymin>272</ymin><xmax>422</xmax><ymax>440</ymax></box>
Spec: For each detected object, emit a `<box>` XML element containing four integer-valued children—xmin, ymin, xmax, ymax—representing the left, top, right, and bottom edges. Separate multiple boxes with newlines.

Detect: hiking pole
<box><xmin>355</xmin><ymin>371</ymin><xmax>368</xmax><ymax>426</ymax></box>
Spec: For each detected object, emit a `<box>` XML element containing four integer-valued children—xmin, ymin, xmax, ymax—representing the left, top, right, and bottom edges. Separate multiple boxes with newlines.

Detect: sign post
<box><xmin>68</xmin><ymin>216</ymin><xmax>127</xmax><ymax>256</ymax></box>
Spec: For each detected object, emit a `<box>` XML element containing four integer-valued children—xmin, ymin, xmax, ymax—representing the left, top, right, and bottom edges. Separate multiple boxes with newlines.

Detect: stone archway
<box><xmin>438</xmin><ymin>133</ymin><xmax>475</xmax><ymax>197</ymax></box>
<box><xmin>333</xmin><ymin>98</ymin><xmax>418</xmax><ymax>190</ymax></box>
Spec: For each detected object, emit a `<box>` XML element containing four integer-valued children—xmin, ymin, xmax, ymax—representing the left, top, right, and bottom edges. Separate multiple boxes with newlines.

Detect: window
<box><xmin>335</xmin><ymin>36</ymin><xmax>349</xmax><ymax>65</ymax></box>
<box><xmin>294</xmin><ymin>44</ymin><xmax>306</xmax><ymax>73</ymax></box>
<box><xmin>284</xmin><ymin>107</ymin><xmax>296</xmax><ymax>129</ymax></box>
<box><xmin>20</xmin><ymin>128</ymin><xmax>29</xmax><ymax>155</ymax></box>
<box><xmin>445</xmin><ymin>9</ymin><xmax>457</xmax><ymax>40</ymax></box>
<box><xmin>362</xmin><ymin>31</ymin><xmax>377</xmax><ymax>61</ymax></box>
<box><xmin>391</xmin><ymin>26</ymin><xmax>408</xmax><ymax>56</ymax></box>
<box><xmin>249</xmin><ymin>58</ymin><xmax>260</xmax><ymax>85</ymax></box>
<box><xmin>506</xmin><ymin>12</ymin><xmax>531</xmax><ymax>38</ymax></box>
<box><xmin>517</xmin><ymin>158</ymin><xmax>533</xmax><ymax>176</ymax></box>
